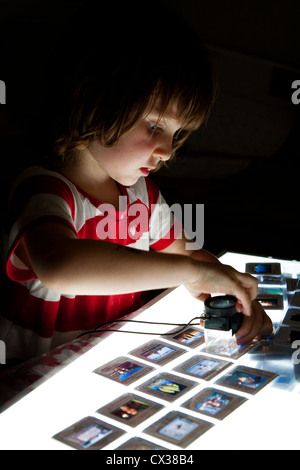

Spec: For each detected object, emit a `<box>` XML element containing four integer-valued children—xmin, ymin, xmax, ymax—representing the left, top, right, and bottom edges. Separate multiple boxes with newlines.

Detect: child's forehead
<box><xmin>144</xmin><ymin>100</ymin><xmax>181</xmax><ymax>124</ymax></box>
<box><xmin>147</xmin><ymin>106</ymin><xmax>178</xmax><ymax>120</ymax></box>
<box><xmin>145</xmin><ymin>106</ymin><xmax>197</xmax><ymax>133</ymax></box>
<box><xmin>144</xmin><ymin>93</ymin><xmax>200</xmax><ymax>130</ymax></box>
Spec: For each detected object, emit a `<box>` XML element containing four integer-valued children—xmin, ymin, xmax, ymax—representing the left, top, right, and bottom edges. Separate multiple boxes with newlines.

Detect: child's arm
<box><xmin>161</xmin><ymin>233</ymin><xmax>273</xmax><ymax>341</ymax></box>
<box><xmin>21</xmin><ymin>221</ymin><xmax>257</xmax><ymax>317</ymax></box>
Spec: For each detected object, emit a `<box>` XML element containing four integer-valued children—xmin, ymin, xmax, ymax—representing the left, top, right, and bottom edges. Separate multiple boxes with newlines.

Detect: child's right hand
<box><xmin>184</xmin><ymin>261</ymin><xmax>258</xmax><ymax>317</ymax></box>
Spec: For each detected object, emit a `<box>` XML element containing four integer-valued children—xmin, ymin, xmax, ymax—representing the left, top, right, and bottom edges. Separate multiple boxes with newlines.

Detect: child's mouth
<box><xmin>140</xmin><ymin>167</ymin><xmax>150</xmax><ymax>176</ymax></box>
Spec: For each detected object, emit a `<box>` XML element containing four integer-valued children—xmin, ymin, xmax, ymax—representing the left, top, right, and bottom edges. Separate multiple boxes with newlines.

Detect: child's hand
<box><xmin>235</xmin><ymin>300</ymin><xmax>273</xmax><ymax>344</ymax></box>
<box><xmin>185</xmin><ymin>262</ymin><xmax>258</xmax><ymax>317</ymax></box>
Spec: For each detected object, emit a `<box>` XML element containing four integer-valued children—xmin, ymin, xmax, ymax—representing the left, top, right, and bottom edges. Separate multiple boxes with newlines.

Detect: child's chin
<box><xmin>118</xmin><ymin>176</ymin><xmax>142</xmax><ymax>187</ymax></box>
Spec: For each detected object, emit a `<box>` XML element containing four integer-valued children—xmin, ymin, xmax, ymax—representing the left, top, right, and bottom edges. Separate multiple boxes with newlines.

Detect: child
<box><xmin>0</xmin><ymin>1</ymin><xmax>272</xmax><ymax>362</ymax></box>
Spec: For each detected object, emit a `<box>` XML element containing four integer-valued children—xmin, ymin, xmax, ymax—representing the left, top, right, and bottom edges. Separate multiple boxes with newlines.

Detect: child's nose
<box><xmin>152</xmin><ymin>140</ymin><xmax>172</xmax><ymax>161</ymax></box>
<box><xmin>152</xmin><ymin>150</ymin><xmax>170</xmax><ymax>162</ymax></box>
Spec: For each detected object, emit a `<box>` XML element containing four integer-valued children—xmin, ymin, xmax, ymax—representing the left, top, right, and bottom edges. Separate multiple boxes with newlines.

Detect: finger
<box><xmin>240</xmin><ymin>274</ymin><xmax>259</xmax><ymax>301</ymax></box>
<box><xmin>236</xmin><ymin>301</ymin><xmax>273</xmax><ymax>344</ymax></box>
<box><xmin>222</xmin><ymin>266</ymin><xmax>258</xmax><ymax>317</ymax></box>
<box><xmin>235</xmin><ymin>315</ymin><xmax>256</xmax><ymax>344</ymax></box>
<box><xmin>229</xmin><ymin>284</ymin><xmax>253</xmax><ymax>317</ymax></box>
<box><xmin>197</xmin><ymin>293</ymin><xmax>211</xmax><ymax>302</ymax></box>
<box><xmin>234</xmin><ymin>272</ymin><xmax>258</xmax><ymax>303</ymax></box>
<box><xmin>256</xmin><ymin>312</ymin><xmax>273</xmax><ymax>338</ymax></box>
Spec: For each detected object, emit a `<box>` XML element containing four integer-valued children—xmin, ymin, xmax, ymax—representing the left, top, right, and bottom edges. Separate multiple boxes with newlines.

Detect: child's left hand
<box><xmin>235</xmin><ymin>300</ymin><xmax>273</xmax><ymax>344</ymax></box>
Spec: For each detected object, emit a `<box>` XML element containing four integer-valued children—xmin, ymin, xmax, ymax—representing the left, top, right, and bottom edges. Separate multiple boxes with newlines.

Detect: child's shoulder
<box><xmin>9</xmin><ymin>165</ymin><xmax>77</xmax><ymax>208</ymax></box>
<box><xmin>11</xmin><ymin>165</ymin><xmax>77</xmax><ymax>195</ymax></box>
<box><xmin>13</xmin><ymin>165</ymin><xmax>71</xmax><ymax>186</ymax></box>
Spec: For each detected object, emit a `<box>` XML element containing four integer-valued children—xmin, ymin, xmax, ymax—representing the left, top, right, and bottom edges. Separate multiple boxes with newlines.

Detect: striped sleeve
<box><xmin>6</xmin><ymin>171</ymin><xmax>77</xmax><ymax>282</ymax></box>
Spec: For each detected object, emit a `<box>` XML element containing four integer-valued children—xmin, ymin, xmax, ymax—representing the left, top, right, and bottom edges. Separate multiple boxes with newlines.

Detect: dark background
<box><xmin>0</xmin><ymin>0</ymin><xmax>299</xmax><ymax>261</ymax></box>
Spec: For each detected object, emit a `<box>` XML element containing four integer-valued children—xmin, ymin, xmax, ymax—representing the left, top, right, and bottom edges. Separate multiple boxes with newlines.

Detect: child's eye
<box><xmin>148</xmin><ymin>122</ymin><xmax>163</xmax><ymax>133</ymax></box>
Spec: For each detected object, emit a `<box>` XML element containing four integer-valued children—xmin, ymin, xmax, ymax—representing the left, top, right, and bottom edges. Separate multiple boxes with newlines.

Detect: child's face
<box><xmin>84</xmin><ymin>105</ymin><xmax>182</xmax><ymax>187</ymax></box>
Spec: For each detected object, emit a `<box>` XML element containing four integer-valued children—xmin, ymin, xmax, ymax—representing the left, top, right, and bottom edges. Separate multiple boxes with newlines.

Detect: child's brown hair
<box><xmin>45</xmin><ymin>1</ymin><xmax>215</xmax><ymax>168</ymax></box>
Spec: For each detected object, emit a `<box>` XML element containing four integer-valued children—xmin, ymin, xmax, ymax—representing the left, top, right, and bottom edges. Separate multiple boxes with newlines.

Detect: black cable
<box><xmin>76</xmin><ymin>316</ymin><xmax>202</xmax><ymax>339</ymax></box>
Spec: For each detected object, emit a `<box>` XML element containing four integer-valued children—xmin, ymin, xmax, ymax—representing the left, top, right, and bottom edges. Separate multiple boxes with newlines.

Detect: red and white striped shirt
<box><xmin>1</xmin><ymin>166</ymin><xmax>180</xmax><ymax>361</ymax></box>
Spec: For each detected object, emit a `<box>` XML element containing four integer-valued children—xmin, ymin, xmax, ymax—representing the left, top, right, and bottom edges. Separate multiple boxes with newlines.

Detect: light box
<box><xmin>0</xmin><ymin>252</ymin><xmax>300</xmax><ymax>450</ymax></box>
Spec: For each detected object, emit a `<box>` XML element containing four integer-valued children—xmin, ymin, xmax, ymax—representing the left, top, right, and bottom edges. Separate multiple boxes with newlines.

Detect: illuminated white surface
<box><xmin>0</xmin><ymin>252</ymin><xmax>300</xmax><ymax>450</ymax></box>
